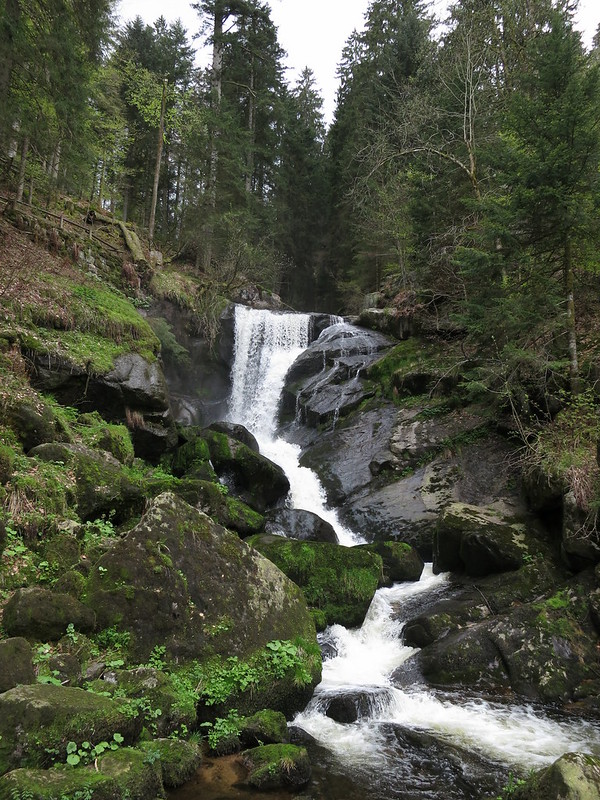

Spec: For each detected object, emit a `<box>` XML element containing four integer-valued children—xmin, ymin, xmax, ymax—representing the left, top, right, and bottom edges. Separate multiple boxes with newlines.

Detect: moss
<box><xmin>241</xmin><ymin>744</ymin><xmax>311</xmax><ymax>790</ymax></box>
<box><xmin>250</xmin><ymin>538</ymin><xmax>383</xmax><ymax>630</ymax></box>
<box><xmin>138</xmin><ymin>739</ymin><xmax>201</xmax><ymax>788</ymax></box>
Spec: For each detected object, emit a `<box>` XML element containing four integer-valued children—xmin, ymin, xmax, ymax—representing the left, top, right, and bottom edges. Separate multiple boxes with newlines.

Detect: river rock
<box><xmin>414</xmin><ymin>583</ymin><xmax>600</xmax><ymax>703</ymax></box>
<box><xmin>265</xmin><ymin>509</ymin><xmax>338</xmax><ymax>543</ymax></box>
<box><xmin>174</xmin><ymin>477</ymin><xmax>264</xmax><ymax>536</ymax></box>
<box><xmin>139</xmin><ymin>739</ymin><xmax>202</xmax><ymax>788</ymax></box>
<box><xmin>3</xmin><ymin>587</ymin><xmax>96</xmax><ymax>641</ymax></box>
<box><xmin>433</xmin><ymin>502</ymin><xmax>529</xmax><ymax>576</ymax></box>
<box><xmin>241</xmin><ymin>744</ymin><xmax>311</xmax><ymax>790</ymax></box>
<box><xmin>0</xmin><ymin>684</ymin><xmax>142</xmax><ymax>775</ymax></box>
<box><xmin>512</xmin><ymin>752</ymin><xmax>600</xmax><ymax>800</ymax></box>
<box><xmin>0</xmin><ymin>638</ymin><xmax>35</xmax><ymax>692</ymax></box>
<box><xmin>209</xmin><ymin>421</ymin><xmax>259</xmax><ymax>451</ymax></box>
<box><xmin>200</xmin><ymin>429</ymin><xmax>290</xmax><ymax>512</ymax></box>
<box><xmin>249</xmin><ymin>535</ymin><xmax>383</xmax><ymax>630</ymax></box>
<box><xmin>357</xmin><ymin>541</ymin><xmax>424</xmax><ymax>584</ymax></box>
<box><xmin>29</xmin><ymin>441</ymin><xmax>145</xmax><ymax>522</ymax></box>
<box><xmin>83</xmin><ymin>492</ymin><xmax>316</xmax><ymax>662</ymax></box>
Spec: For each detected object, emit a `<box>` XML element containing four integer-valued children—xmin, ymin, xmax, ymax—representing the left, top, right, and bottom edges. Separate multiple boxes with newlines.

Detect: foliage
<box><xmin>65</xmin><ymin>733</ymin><xmax>124</xmax><ymax>766</ymax></box>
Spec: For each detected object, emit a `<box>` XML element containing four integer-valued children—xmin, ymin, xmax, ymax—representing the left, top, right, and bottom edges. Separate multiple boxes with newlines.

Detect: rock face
<box><xmin>83</xmin><ymin>493</ymin><xmax>316</xmax><ymax>662</ymax></box>
<box><xmin>144</xmin><ymin>299</ymin><xmax>232</xmax><ymax>427</ymax></box>
<box><xmin>280</xmin><ymin>322</ymin><xmax>393</xmax><ymax>428</ymax></box>
<box><xmin>433</xmin><ymin>502</ymin><xmax>530</xmax><ymax>576</ymax></box>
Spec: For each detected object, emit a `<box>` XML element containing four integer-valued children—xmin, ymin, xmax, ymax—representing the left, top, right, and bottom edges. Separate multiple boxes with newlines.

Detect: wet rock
<box><xmin>358</xmin><ymin>541</ymin><xmax>424</xmax><ymax>585</ymax></box>
<box><xmin>265</xmin><ymin>509</ymin><xmax>338</xmax><ymax>543</ymax></box>
<box><xmin>3</xmin><ymin>587</ymin><xmax>96</xmax><ymax>641</ymax></box>
<box><xmin>0</xmin><ymin>638</ymin><xmax>35</xmax><ymax>692</ymax></box>
<box><xmin>209</xmin><ymin>421</ymin><xmax>259</xmax><ymax>451</ymax></box>
<box><xmin>83</xmin><ymin>492</ymin><xmax>316</xmax><ymax>663</ymax></box>
<box><xmin>323</xmin><ymin>689</ymin><xmax>390</xmax><ymax>723</ymax></box>
<box><xmin>239</xmin><ymin>710</ymin><xmax>289</xmax><ymax>748</ymax></box>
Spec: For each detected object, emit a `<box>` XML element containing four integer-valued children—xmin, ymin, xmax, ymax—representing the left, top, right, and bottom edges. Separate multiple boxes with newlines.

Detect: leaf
<box><xmin>67</xmin><ymin>753</ymin><xmax>81</xmax><ymax>766</ymax></box>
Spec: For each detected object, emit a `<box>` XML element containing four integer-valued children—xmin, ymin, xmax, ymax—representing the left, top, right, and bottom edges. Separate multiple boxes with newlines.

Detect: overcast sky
<box><xmin>116</xmin><ymin>0</ymin><xmax>600</xmax><ymax>126</ymax></box>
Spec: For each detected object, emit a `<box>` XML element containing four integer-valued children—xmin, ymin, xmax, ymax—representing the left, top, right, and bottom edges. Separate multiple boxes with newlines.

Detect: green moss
<box><xmin>250</xmin><ymin>538</ymin><xmax>383</xmax><ymax>630</ymax></box>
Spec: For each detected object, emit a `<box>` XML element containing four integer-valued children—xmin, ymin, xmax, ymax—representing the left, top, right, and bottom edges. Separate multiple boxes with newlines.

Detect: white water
<box><xmin>225</xmin><ymin>305</ymin><xmax>600</xmax><ymax>781</ymax></box>
<box><xmin>227</xmin><ymin>305</ymin><xmax>359</xmax><ymax>545</ymax></box>
<box><xmin>296</xmin><ymin>566</ymin><xmax>600</xmax><ymax>771</ymax></box>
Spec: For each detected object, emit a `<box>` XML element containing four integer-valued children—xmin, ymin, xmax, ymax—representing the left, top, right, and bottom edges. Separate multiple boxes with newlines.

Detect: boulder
<box><xmin>241</xmin><ymin>744</ymin><xmax>311</xmax><ymax>790</ymax></box>
<box><xmin>6</xmin><ymin>399</ymin><xmax>66</xmax><ymax>451</ymax></box>
<box><xmin>280</xmin><ymin>322</ymin><xmax>392</xmax><ymax>428</ymax></box>
<box><xmin>415</xmin><ymin>590</ymin><xmax>599</xmax><ymax>704</ymax></box>
<box><xmin>265</xmin><ymin>509</ymin><xmax>338</xmax><ymax>543</ymax></box>
<box><xmin>88</xmin><ymin>668</ymin><xmax>197</xmax><ymax>738</ymax></box>
<box><xmin>512</xmin><ymin>752</ymin><xmax>600</xmax><ymax>800</ymax></box>
<box><xmin>209</xmin><ymin>421</ymin><xmax>259</xmax><ymax>452</ymax></box>
<box><xmin>357</xmin><ymin>541</ymin><xmax>423</xmax><ymax>585</ymax></box>
<box><xmin>83</xmin><ymin>492</ymin><xmax>317</xmax><ymax>662</ymax></box>
<box><xmin>200</xmin><ymin>429</ymin><xmax>290</xmax><ymax>512</ymax></box>
<box><xmin>239</xmin><ymin>710</ymin><xmax>289</xmax><ymax>748</ymax></box>
<box><xmin>0</xmin><ymin>684</ymin><xmax>142</xmax><ymax>775</ymax></box>
<box><xmin>138</xmin><ymin>739</ymin><xmax>201</xmax><ymax>789</ymax></box>
<box><xmin>249</xmin><ymin>535</ymin><xmax>383</xmax><ymax>630</ymax></box>
<box><xmin>29</xmin><ymin>442</ymin><xmax>144</xmax><ymax>522</ymax></box>
<box><xmin>174</xmin><ymin>478</ymin><xmax>264</xmax><ymax>537</ymax></box>
<box><xmin>0</xmin><ymin>638</ymin><xmax>35</xmax><ymax>692</ymax></box>
<box><xmin>433</xmin><ymin>503</ymin><xmax>529</xmax><ymax>576</ymax></box>
<box><xmin>3</xmin><ymin>587</ymin><xmax>96</xmax><ymax>641</ymax></box>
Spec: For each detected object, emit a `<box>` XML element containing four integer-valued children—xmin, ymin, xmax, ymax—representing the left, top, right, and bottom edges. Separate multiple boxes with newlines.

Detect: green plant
<box><xmin>200</xmin><ymin>709</ymin><xmax>241</xmax><ymax>750</ymax></box>
<box><xmin>496</xmin><ymin>772</ymin><xmax>527</xmax><ymax>798</ymax></box>
<box><xmin>65</xmin><ymin>733</ymin><xmax>124</xmax><ymax>766</ymax></box>
<box><xmin>145</xmin><ymin>644</ymin><xmax>167</xmax><ymax>670</ymax></box>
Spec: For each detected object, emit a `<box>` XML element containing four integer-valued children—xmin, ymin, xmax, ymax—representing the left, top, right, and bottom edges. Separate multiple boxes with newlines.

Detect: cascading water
<box><xmin>227</xmin><ymin>305</ymin><xmax>358</xmax><ymax>545</ymax></box>
<box><xmin>225</xmin><ymin>305</ymin><xmax>600</xmax><ymax>799</ymax></box>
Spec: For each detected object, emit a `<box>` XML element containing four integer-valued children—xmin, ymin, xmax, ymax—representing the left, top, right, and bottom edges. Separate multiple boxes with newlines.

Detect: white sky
<box><xmin>116</xmin><ymin>0</ymin><xmax>600</xmax><ymax>126</ymax></box>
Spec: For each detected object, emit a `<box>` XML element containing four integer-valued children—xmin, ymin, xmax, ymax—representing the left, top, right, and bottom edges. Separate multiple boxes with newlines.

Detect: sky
<box><xmin>116</xmin><ymin>0</ymin><xmax>600</xmax><ymax>127</ymax></box>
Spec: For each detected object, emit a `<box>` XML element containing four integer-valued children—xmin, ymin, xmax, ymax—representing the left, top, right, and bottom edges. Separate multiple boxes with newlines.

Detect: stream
<box><xmin>174</xmin><ymin>306</ymin><xmax>600</xmax><ymax>799</ymax></box>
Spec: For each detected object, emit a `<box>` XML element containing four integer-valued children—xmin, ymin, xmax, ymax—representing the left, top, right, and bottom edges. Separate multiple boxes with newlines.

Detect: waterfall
<box><xmin>227</xmin><ymin>305</ymin><xmax>359</xmax><ymax>545</ymax></box>
<box><xmin>225</xmin><ymin>305</ymin><xmax>600</xmax><ymax>798</ymax></box>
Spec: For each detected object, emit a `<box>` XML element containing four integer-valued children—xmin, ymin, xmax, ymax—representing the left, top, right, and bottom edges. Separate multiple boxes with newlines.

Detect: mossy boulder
<box><xmin>170</xmin><ymin>434</ymin><xmax>213</xmax><ymax>477</ymax></box>
<box><xmin>0</xmin><ymin>638</ymin><xmax>35</xmax><ymax>692</ymax></box>
<box><xmin>40</xmin><ymin>530</ymin><xmax>81</xmax><ymax>573</ymax></box>
<box><xmin>358</xmin><ymin>540</ymin><xmax>423</xmax><ymax>585</ymax></box>
<box><xmin>173</xmin><ymin>478</ymin><xmax>264</xmax><ymax>536</ymax></box>
<box><xmin>79</xmin><ymin>413</ymin><xmax>135</xmax><ymax>466</ymax></box>
<box><xmin>87</xmin><ymin>668</ymin><xmax>196</xmax><ymax>738</ymax></box>
<box><xmin>249</xmin><ymin>535</ymin><xmax>383</xmax><ymax>630</ymax></box>
<box><xmin>415</xmin><ymin>589</ymin><xmax>598</xmax><ymax>703</ymax></box>
<box><xmin>0</xmin><ymin>684</ymin><xmax>143</xmax><ymax>775</ymax></box>
<box><xmin>241</xmin><ymin>744</ymin><xmax>311</xmax><ymax>790</ymax></box>
<box><xmin>29</xmin><ymin>442</ymin><xmax>144</xmax><ymax>522</ymax></box>
<box><xmin>3</xmin><ymin>587</ymin><xmax>96</xmax><ymax>641</ymax></box>
<box><xmin>433</xmin><ymin>503</ymin><xmax>529</xmax><ymax>576</ymax></box>
<box><xmin>6</xmin><ymin>399</ymin><xmax>66</xmax><ymax>451</ymax></box>
<box><xmin>138</xmin><ymin>739</ymin><xmax>201</xmax><ymax>788</ymax></box>
<box><xmin>512</xmin><ymin>752</ymin><xmax>600</xmax><ymax>800</ymax></box>
<box><xmin>200</xmin><ymin>429</ymin><xmax>290</xmax><ymax>512</ymax></box>
<box><xmin>239</xmin><ymin>710</ymin><xmax>289</xmax><ymax>748</ymax></box>
<box><xmin>83</xmin><ymin>492</ymin><xmax>317</xmax><ymax>662</ymax></box>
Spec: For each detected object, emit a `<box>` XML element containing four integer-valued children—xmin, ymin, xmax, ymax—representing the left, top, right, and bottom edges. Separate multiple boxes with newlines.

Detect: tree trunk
<box><xmin>245</xmin><ymin>51</ymin><xmax>255</xmax><ymax>195</ymax></box>
<box><xmin>198</xmin><ymin>6</ymin><xmax>224</xmax><ymax>270</ymax></box>
<box><xmin>16</xmin><ymin>135</ymin><xmax>29</xmax><ymax>203</ymax></box>
<box><xmin>564</xmin><ymin>236</ymin><xmax>580</xmax><ymax>395</ymax></box>
<box><xmin>148</xmin><ymin>78</ymin><xmax>167</xmax><ymax>245</ymax></box>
